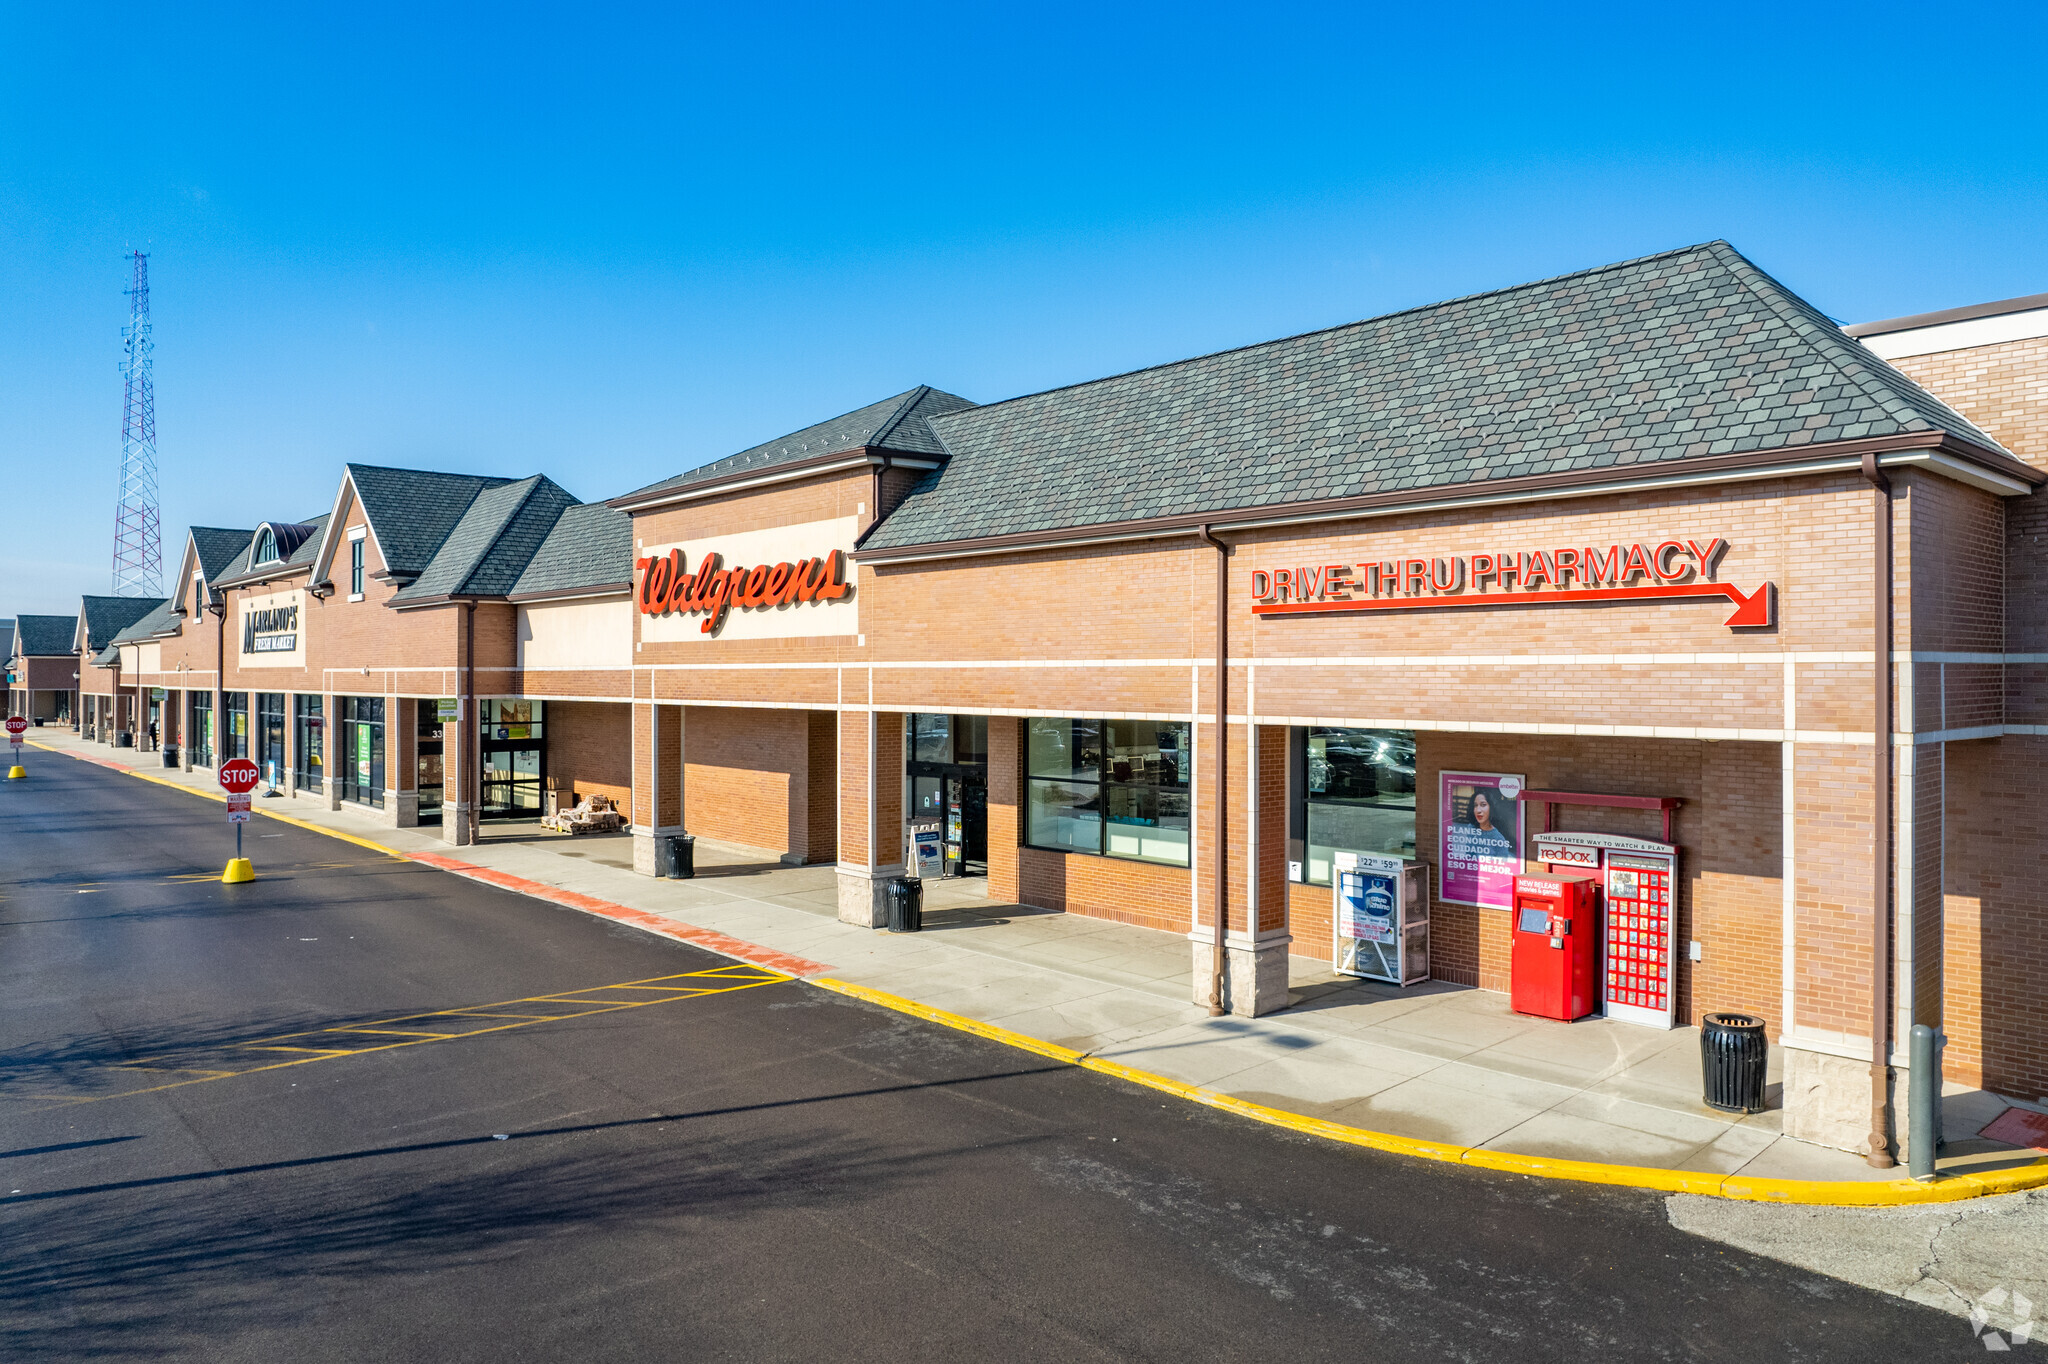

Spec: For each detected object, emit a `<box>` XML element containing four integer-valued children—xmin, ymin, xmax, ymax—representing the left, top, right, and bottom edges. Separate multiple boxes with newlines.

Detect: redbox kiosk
<box><xmin>1510</xmin><ymin>872</ymin><xmax>1599</xmax><ymax>1021</ymax></box>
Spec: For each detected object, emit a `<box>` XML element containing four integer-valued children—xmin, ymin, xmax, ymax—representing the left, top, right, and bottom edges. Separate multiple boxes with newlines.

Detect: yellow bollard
<box><xmin>221</xmin><ymin>858</ymin><xmax>255</xmax><ymax>884</ymax></box>
<box><xmin>6</xmin><ymin>766</ymin><xmax>23</xmax><ymax>780</ymax></box>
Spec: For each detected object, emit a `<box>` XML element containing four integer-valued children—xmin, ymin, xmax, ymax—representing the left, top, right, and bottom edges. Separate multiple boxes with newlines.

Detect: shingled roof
<box><xmin>508</xmin><ymin>502</ymin><xmax>633</xmax><ymax>599</ymax></box>
<box><xmin>189</xmin><ymin>527</ymin><xmax>257</xmax><ymax>584</ymax></box>
<box><xmin>14</xmin><ymin>615</ymin><xmax>76</xmax><ymax>657</ymax></box>
<box><xmin>863</xmin><ymin>241</ymin><xmax>2017</xmax><ymax>552</ymax></box>
<box><xmin>77</xmin><ymin>596</ymin><xmax>166</xmax><ymax>652</ymax></box>
<box><xmin>389</xmin><ymin>476</ymin><xmax>580</xmax><ymax>604</ymax></box>
<box><xmin>613</xmin><ymin>386</ymin><xmax>977</xmax><ymax>506</ymax></box>
<box><xmin>345</xmin><ymin>464</ymin><xmax>516</xmax><ymax>580</ymax></box>
<box><xmin>110</xmin><ymin>597</ymin><xmax>183</xmax><ymax>645</ymax></box>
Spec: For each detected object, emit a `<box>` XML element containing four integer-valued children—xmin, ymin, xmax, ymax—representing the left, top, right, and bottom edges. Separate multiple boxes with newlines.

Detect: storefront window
<box><xmin>189</xmin><ymin>690</ymin><xmax>213</xmax><ymax>766</ymax></box>
<box><xmin>294</xmin><ymin>696</ymin><xmax>323</xmax><ymax>792</ymax></box>
<box><xmin>1024</xmin><ymin>717</ymin><xmax>1189</xmax><ymax>866</ymax></box>
<box><xmin>479</xmin><ymin>700</ymin><xmax>544</xmax><ymax>819</ymax></box>
<box><xmin>1289</xmin><ymin>727</ymin><xmax>1417</xmax><ymax>884</ymax></box>
<box><xmin>338</xmin><ymin>696</ymin><xmax>385</xmax><ymax>808</ymax></box>
<box><xmin>223</xmin><ymin>692</ymin><xmax>249</xmax><ymax>760</ymax></box>
<box><xmin>417</xmin><ymin>701</ymin><xmax>446</xmax><ymax>820</ymax></box>
<box><xmin>257</xmin><ymin>693</ymin><xmax>286</xmax><ymax>787</ymax></box>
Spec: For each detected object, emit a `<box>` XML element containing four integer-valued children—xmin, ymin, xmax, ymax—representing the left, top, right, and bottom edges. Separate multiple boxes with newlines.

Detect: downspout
<box><xmin>211</xmin><ymin>596</ymin><xmax>226</xmax><ymax>764</ymax></box>
<box><xmin>1192</xmin><ymin>524</ymin><xmax>1229</xmax><ymax>1016</ymax></box>
<box><xmin>464</xmin><ymin>600</ymin><xmax>477</xmax><ymax>847</ymax></box>
<box><xmin>1861</xmin><ymin>452</ymin><xmax>1896</xmax><ymax>1169</ymax></box>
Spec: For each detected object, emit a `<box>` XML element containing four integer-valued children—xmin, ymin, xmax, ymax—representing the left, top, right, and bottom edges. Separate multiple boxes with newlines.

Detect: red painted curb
<box><xmin>407</xmin><ymin>851</ymin><xmax>834</xmax><ymax>978</ymax></box>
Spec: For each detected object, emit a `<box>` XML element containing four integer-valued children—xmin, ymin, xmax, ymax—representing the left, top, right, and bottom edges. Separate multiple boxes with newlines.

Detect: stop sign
<box><xmin>218</xmin><ymin>758</ymin><xmax>261</xmax><ymax>794</ymax></box>
<box><xmin>5</xmin><ymin>716</ymin><xmax>26</xmax><ymax>737</ymax></box>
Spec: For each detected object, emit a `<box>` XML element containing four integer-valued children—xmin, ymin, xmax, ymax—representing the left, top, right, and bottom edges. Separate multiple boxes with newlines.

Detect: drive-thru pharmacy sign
<box><xmin>1250</xmin><ymin>536</ymin><xmax>1774</xmax><ymax>629</ymax></box>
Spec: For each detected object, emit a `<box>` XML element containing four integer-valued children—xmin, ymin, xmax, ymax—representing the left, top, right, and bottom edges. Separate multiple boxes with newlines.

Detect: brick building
<box><xmin>63</xmin><ymin>241</ymin><xmax>2048</xmax><ymax>1163</ymax></box>
<box><xmin>6</xmin><ymin>615</ymin><xmax>79</xmax><ymax>724</ymax></box>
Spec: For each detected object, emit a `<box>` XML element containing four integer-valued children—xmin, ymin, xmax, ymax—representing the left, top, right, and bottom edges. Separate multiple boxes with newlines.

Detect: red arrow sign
<box><xmin>1252</xmin><ymin>580</ymin><xmax>1776</xmax><ymax>629</ymax></box>
<box><xmin>4</xmin><ymin>716</ymin><xmax>27</xmax><ymax>736</ymax></box>
<box><xmin>217</xmin><ymin>758</ymin><xmax>261</xmax><ymax>794</ymax></box>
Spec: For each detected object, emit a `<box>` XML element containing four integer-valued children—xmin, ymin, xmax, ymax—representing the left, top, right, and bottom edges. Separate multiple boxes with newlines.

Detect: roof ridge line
<box><xmin>865</xmin><ymin>385</ymin><xmax>932</xmax><ymax>450</ymax></box>
<box><xmin>929</xmin><ymin>242</ymin><xmax>1727</xmax><ymax>424</ymax></box>
<box><xmin>1708</xmin><ymin>243</ymin><xmax>1938</xmax><ymax>434</ymax></box>
<box><xmin>1710</xmin><ymin>243</ymin><xmax>2004</xmax><ymax>449</ymax></box>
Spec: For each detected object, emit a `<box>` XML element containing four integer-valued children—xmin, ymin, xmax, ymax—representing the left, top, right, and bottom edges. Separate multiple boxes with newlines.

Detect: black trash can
<box><xmin>651</xmin><ymin>834</ymin><xmax>695</xmax><ymax>879</ymax></box>
<box><xmin>162</xmin><ymin>745</ymin><xmax>180</xmax><ymax>768</ymax></box>
<box><xmin>1701</xmin><ymin>1012</ymin><xmax>1769</xmax><ymax>1114</ymax></box>
<box><xmin>885</xmin><ymin>876</ymin><xmax>923</xmax><ymax>933</ymax></box>
<box><xmin>115</xmin><ymin>731</ymin><xmax>134</xmax><ymax>748</ymax></box>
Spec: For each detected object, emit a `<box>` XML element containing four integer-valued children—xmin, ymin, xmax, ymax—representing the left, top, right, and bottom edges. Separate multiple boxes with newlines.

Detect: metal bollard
<box><xmin>1908</xmin><ymin>1022</ymin><xmax>1943</xmax><ymax>1182</ymax></box>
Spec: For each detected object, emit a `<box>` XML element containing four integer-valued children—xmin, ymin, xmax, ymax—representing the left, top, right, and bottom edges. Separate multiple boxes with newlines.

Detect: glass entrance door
<box><xmin>907</xmin><ymin>713</ymin><xmax>988</xmax><ymax>875</ymax></box>
<box><xmin>480</xmin><ymin>745</ymin><xmax>542</xmax><ymax>818</ymax></box>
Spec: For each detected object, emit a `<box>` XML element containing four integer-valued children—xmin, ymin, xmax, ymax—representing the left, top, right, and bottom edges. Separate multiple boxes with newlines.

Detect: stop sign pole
<box><xmin>6</xmin><ymin>715</ymin><xmax>26</xmax><ymax>779</ymax></box>
<box><xmin>217</xmin><ymin>758</ymin><xmax>261</xmax><ymax>882</ymax></box>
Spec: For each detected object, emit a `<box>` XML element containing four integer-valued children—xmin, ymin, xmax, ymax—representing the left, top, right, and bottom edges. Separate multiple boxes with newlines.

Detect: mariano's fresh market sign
<box><xmin>1250</xmin><ymin>535</ymin><xmax>1775</xmax><ymax>629</ymax></box>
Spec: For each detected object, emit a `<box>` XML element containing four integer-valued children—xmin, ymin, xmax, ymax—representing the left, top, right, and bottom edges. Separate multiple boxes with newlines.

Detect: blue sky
<box><xmin>3</xmin><ymin>2</ymin><xmax>2044</xmax><ymax>615</ymax></box>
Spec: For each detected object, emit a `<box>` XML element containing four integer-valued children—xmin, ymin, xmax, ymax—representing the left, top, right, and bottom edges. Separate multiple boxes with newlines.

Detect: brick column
<box><xmin>835</xmin><ymin>708</ymin><xmax>904</xmax><ymax>926</ymax></box>
<box><xmin>325</xmin><ymin>689</ymin><xmax>344</xmax><ymax>811</ymax></box>
<box><xmin>390</xmin><ymin>696</ymin><xmax>418</xmax><ymax>827</ymax></box>
<box><xmin>1188</xmin><ymin>720</ymin><xmax>1291</xmax><ymax>1016</ymax></box>
<box><xmin>630</xmin><ymin>700</ymin><xmax>686</xmax><ymax>874</ymax></box>
<box><xmin>986</xmin><ymin>717</ymin><xmax>1021</xmax><ymax>904</ymax></box>
<box><xmin>440</xmin><ymin>695</ymin><xmax>473</xmax><ymax>844</ymax></box>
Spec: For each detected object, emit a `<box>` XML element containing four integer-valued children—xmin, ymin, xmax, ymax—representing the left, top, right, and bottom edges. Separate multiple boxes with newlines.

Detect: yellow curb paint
<box><xmin>812</xmin><ymin>974</ymin><xmax>2048</xmax><ymax>1206</ymax></box>
<box><xmin>809</xmin><ymin>978</ymin><xmax>1089</xmax><ymax>1065</ymax></box>
<box><xmin>117</xmin><ymin>766</ymin><xmax>409</xmax><ymax>859</ymax></box>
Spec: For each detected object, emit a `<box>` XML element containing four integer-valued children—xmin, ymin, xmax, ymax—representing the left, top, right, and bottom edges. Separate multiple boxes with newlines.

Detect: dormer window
<box><xmin>254</xmin><ymin>529</ymin><xmax>279</xmax><ymax>564</ymax></box>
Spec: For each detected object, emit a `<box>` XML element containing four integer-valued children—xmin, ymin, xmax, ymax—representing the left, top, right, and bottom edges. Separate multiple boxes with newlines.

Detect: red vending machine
<box><xmin>1510</xmin><ymin>872</ymin><xmax>1599</xmax><ymax>1021</ymax></box>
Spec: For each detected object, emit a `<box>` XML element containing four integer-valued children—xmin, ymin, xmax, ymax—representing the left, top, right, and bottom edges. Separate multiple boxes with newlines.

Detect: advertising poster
<box><xmin>1439</xmin><ymin>771</ymin><xmax>1524</xmax><ymax>909</ymax></box>
<box><xmin>1339</xmin><ymin>851</ymin><xmax>1404</xmax><ymax>944</ymax></box>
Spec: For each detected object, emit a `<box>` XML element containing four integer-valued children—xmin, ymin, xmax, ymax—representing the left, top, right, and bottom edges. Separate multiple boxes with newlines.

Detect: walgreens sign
<box><xmin>1251</xmin><ymin>536</ymin><xmax>1775</xmax><ymax>628</ymax></box>
<box><xmin>636</xmin><ymin>548</ymin><xmax>850</xmax><ymax>634</ymax></box>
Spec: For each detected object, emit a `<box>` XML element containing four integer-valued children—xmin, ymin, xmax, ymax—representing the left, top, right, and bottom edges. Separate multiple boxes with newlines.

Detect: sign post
<box><xmin>217</xmin><ymin>757</ymin><xmax>261</xmax><ymax>883</ymax></box>
<box><xmin>5</xmin><ymin>715</ymin><xmax>27</xmax><ymax>778</ymax></box>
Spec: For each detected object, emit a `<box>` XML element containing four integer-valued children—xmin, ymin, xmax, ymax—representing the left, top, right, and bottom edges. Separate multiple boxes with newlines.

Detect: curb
<box><xmin>37</xmin><ymin>738</ymin><xmax>2048</xmax><ymax>1206</ymax></box>
<box><xmin>808</xmin><ymin>979</ymin><xmax>2048</xmax><ymax>1207</ymax></box>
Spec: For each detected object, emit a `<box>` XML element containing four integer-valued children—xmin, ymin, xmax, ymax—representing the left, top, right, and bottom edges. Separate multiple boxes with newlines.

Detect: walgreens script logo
<box><xmin>635</xmin><ymin>548</ymin><xmax>851</xmax><ymax>635</ymax></box>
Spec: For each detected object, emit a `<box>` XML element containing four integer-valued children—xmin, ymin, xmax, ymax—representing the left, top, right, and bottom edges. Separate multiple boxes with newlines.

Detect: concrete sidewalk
<box><xmin>33</xmin><ymin>729</ymin><xmax>2044</xmax><ymax>1186</ymax></box>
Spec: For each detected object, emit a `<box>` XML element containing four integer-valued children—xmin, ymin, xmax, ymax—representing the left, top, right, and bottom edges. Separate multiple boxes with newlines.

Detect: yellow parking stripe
<box><xmin>22</xmin><ymin>966</ymin><xmax>790</xmax><ymax>1107</ymax></box>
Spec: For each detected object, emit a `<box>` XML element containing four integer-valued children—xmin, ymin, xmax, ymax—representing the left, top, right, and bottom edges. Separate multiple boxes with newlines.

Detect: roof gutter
<box><xmin>853</xmin><ymin>433</ymin><xmax>2041</xmax><ymax>567</ymax></box>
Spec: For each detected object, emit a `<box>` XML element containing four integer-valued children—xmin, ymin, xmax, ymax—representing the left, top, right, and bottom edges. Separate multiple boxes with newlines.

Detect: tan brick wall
<box><xmin>1940</xmin><ymin>737</ymin><xmax>2048</xmax><ymax>1095</ymax></box>
<box><xmin>546</xmin><ymin>700</ymin><xmax>631</xmax><ymax>810</ymax></box>
<box><xmin>679</xmin><ymin>705</ymin><xmax>827</xmax><ymax>859</ymax></box>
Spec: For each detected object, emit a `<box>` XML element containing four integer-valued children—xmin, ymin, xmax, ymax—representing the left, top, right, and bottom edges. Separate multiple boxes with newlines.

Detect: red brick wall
<box><xmin>804</xmin><ymin>709</ymin><xmax>838</xmax><ymax>864</ymax></box>
<box><xmin>685</xmin><ymin>706</ymin><xmax>807</xmax><ymax>854</ymax></box>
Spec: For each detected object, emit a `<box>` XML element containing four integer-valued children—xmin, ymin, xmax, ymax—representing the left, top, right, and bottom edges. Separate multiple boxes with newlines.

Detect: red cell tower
<box><xmin>113</xmin><ymin>250</ymin><xmax>162</xmax><ymax>597</ymax></box>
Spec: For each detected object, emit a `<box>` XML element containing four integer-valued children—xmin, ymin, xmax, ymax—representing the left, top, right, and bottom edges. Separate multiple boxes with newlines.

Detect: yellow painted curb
<box><xmin>810</xmin><ymin>974</ymin><xmax>2048</xmax><ymax>1206</ymax></box>
<box><xmin>118</xmin><ymin>766</ymin><xmax>409</xmax><ymax>859</ymax></box>
<box><xmin>809</xmin><ymin>978</ymin><xmax>1089</xmax><ymax>1065</ymax></box>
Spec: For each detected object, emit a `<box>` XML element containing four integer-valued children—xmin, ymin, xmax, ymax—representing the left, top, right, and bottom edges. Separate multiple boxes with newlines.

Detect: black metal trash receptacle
<box><xmin>115</xmin><ymin>731</ymin><xmax>134</xmax><ymax>748</ymax></box>
<box><xmin>886</xmin><ymin>876</ymin><xmax>923</xmax><ymax>933</ymax></box>
<box><xmin>1701</xmin><ymin>1012</ymin><xmax>1769</xmax><ymax>1113</ymax></box>
<box><xmin>162</xmin><ymin>745</ymin><xmax>179</xmax><ymax>768</ymax></box>
<box><xmin>652</xmin><ymin>834</ymin><xmax>695</xmax><ymax>879</ymax></box>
